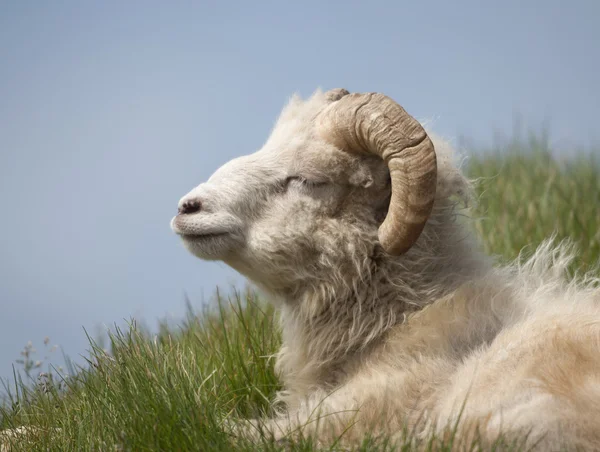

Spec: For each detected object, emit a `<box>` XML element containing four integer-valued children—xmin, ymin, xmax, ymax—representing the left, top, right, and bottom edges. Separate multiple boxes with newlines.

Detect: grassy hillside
<box><xmin>1</xmin><ymin>138</ymin><xmax>599</xmax><ymax>451</ymax></box>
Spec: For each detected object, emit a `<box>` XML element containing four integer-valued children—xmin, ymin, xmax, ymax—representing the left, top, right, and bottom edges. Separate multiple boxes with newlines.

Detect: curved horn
<box><xmin>323</xmin><ymin>88</ymin><xmax>350</xmax><ymax>103</ymax></box>
<box><xmin>317</xmin><ymin>91</ymin><xmax>437</xmax><ymax>255</ymax></box>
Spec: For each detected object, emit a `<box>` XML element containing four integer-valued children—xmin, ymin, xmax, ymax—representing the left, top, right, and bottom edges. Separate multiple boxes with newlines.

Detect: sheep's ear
<box><xmin>348</xmin><ymin>167</ymin><xmax>374</xmax><ymax>188</ymax></box>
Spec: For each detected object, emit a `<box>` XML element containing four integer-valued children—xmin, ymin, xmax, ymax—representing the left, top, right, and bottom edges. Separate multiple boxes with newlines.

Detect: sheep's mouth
<box><xmin>179</xmin><ymin>232</ymin><xmax>229</xmax><ymax>241</ymax></box>
<box><xmin>178</xmin><ymin>230</ymin><xmax>237</xmax><ymax>261</ymax></box>
<box><xmin>170</xmin><ymin>215</ymin><xmax>233</xmax><ymax>240</ymax></box>
<box><xmin>171</xmin><ymin>215</ymin><xmax>241</xmax><ymax>260</ymax></box>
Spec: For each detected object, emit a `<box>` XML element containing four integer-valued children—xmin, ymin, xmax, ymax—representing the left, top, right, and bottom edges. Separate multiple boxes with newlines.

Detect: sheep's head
<box><xmin>171</xmin><ymin>89</ymin><xmax>438</xmax><ymax>295</ymax></box>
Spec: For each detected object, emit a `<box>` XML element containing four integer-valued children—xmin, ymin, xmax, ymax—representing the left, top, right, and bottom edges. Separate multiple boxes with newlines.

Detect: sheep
<box><xmin>171</xmin><ymin>88</ymin><xmax>600</xmax><ymax>450</ymax></box>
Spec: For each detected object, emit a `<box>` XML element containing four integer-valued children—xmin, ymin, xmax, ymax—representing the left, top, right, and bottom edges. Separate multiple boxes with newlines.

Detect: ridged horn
<box><xmin>317</xmin><ymin>90</ymin><xmax>437</xmax><ymax>255</ymax></box>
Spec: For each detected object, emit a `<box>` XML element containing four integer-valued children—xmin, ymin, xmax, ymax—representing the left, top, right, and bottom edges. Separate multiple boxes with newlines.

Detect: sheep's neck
<box><xmin>274</xmin><ymin>249</ymin><xmax>497</xmax><ymax>394</ymax></box>
<box><xmin>276</xmin><ymin>272</ymin><xmax>425</xmax><ymax>393</ymax></box>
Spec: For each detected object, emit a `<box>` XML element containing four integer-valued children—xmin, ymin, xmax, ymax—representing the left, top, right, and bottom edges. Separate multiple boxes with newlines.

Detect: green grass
<box><xmin>1</xmin><ymin>136</ymin><xmax>599</xmax><ymax>451</ymax></box>
<box><xmin>469</xmin><ymin>133</ymin><xmax>600</xmax><ymax>274</ymax></box>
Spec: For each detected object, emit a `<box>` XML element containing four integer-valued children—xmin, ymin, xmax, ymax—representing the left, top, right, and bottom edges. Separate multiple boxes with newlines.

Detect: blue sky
<box><xmin>0</xmin><ymin>1</ymin><xmax>598</xmax><ymax>384</ymax></box>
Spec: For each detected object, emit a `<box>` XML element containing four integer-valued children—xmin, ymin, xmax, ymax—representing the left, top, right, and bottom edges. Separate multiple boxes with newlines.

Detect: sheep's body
<box><xmin>261</xmin><ymin>241</ymin><xmax>600</xmax><ymax>449</ymax></box>
<box><xmin>172</xmin><ymin>89</ymin><xmax>600</xmax><ymax>449</ymax></box>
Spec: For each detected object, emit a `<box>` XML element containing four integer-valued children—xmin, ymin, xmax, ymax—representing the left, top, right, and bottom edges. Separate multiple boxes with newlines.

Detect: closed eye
<box><xmin>274</xmin><ymin>176</ymin><xmax>329</xmax><ymax>195</ymax></box>
<box><xmin>286</xmin><ymin>176</ymin><xmax>329</xmax><ymax>189</ymax></box>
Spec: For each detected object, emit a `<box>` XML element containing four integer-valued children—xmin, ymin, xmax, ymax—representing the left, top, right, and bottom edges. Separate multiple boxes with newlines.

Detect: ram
<box><xmin>172</xmin><ymin>88</ymin><xmax>600</xmax><ymax>449</ymax></box>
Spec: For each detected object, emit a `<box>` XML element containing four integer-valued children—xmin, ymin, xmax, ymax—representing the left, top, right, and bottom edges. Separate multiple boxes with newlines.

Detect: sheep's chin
<box><xmin>180</xmin><ymin>233</ymin><xmax>237</xmax><ymax>261</ymax></box>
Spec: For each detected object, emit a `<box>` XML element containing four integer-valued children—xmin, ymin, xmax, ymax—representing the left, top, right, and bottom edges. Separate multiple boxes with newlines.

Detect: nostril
<box><xmin>178</xmin><ymin>199</ymin><xmax>202</xmax><ymax>215</ymax></box>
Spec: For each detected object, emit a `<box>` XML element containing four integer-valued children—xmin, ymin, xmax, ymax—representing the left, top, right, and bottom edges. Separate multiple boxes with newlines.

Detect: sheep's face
<box><xmin>171</xmin><ymin>91</ymin><xmax>393</xmax><ymax>292</ymax></box>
